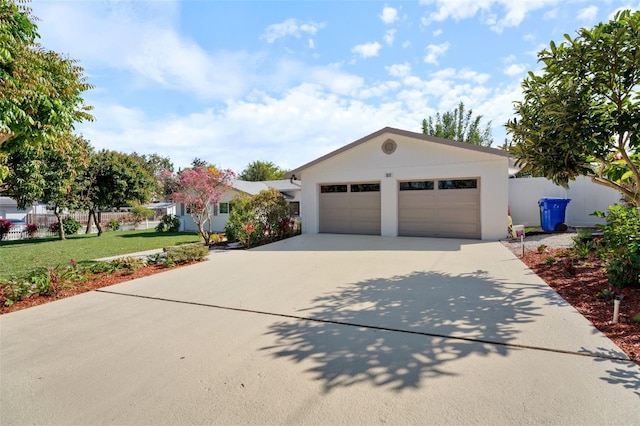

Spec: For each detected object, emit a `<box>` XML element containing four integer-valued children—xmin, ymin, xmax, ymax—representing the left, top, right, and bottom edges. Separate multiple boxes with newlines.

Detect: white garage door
<box><xmin>398</xmin><ymin>178</ymin><xmax>480</xmax><ymax>239</ymax></box>
<box><xmin>319</xmin><ymin>183</ymin><xmax>381</xmax><ymax>235</ymax></box>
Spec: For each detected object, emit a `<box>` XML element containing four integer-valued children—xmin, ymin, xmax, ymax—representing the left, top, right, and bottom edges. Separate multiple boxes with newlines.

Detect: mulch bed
<box><xmin>520</xmin><ymin>248</ymin><xmax>640</xmax><ymax>366</ymax></box>
<box><xmin>0</xmin><ymin>262</ymin><xmax>196</xmax><ymax>315</ymax></box>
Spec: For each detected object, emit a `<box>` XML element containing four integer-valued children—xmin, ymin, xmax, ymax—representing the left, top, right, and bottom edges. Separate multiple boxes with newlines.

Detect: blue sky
<box><xmin>29</xmin><ymin>0</ymin><xmax>639</xmax><ymax>173</ymax></box>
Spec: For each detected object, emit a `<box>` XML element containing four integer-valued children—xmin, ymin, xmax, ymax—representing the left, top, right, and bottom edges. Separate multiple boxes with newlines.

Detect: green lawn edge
<box><xmin>0</xmin><ymin>229</ymin><xmax>201</xmax><ymax>279</ymax></box>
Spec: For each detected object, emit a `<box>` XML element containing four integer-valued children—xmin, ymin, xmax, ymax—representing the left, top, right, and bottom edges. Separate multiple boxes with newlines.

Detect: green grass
<box><xmin>0</xmin><ymin>229</ymin><xmax>201</xmax><ymax>279</ymax></box>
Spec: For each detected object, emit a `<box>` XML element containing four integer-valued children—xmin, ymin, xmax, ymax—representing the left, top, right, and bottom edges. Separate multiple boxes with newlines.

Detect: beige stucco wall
<box><xmin>298</xmin><ymin>132</ymin><xmax>510</xmax><ymax>240</ymax></box>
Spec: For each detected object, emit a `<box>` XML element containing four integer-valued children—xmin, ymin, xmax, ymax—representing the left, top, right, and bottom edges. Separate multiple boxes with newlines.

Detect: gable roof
<box><xmin>285</xmin><ymin>127</ymin><xmax>513</xmax><ymax>178</ymax></box>
<box><xmin>231</xmin><ymin>179</ymin><xmax>301</xmax><ymax>196</ymax></box>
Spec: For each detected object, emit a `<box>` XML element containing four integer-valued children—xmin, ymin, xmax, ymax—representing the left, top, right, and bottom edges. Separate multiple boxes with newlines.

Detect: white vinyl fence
<box><xmin>508</xmin><ymin>176</ymin><xmax>623</xmax><ymax>227</ymax></box>
<box><xmin>3</xmin><ymin>220</ymin><xmax>161</xmax><ymax>242</ymax></box>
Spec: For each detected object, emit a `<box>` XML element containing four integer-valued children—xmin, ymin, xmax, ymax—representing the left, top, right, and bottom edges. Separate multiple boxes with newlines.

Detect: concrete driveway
<box><xmin>1</xmin><ymin>234</ymin><xmax>639</xmax><ymax>425</ymax></box>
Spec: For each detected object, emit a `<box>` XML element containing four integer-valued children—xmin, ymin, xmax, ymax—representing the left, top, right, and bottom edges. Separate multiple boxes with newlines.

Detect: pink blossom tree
<box><xmin>163</xmin><ymin>167</ymin><xmax>235</xmax><ymax>245</ymax></box>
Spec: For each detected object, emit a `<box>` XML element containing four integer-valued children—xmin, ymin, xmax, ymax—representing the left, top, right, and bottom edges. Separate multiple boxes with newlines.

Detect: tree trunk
<box><xmin>53</xmin><ymin>207</ymin><xmax>65</xmax><ymax>241</ymax></box>
<box><xmin>197</xmin><ymin>221</ymin><xmax>210</xmax><ymax>245</ymax></box>
<box><xmin>95</xmin><ymin>210</ymin><xmax>103</xmax><ymax>236</ymax></box>
<box><xmin>85</xmin><ymin>210</ymin><xmax>94</xmax><ymax>234</ymax></box>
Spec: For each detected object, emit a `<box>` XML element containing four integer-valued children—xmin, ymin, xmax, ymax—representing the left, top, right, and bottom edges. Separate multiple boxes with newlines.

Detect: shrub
<box><xmin>595</xmin><ymin>205</ymin><xmax>640</xmax><ymax>288</ymax></box>
<box><xmin>25</xmin><ymin>223</ymin><xmax>38</xmax><ymax>238</ymax></box>
<box><xmin>49</xmin><ymin>218</ymin><xmax>82</xmax><ymax>235</ymax></box>
<box><xmin>164</xmin><ymin>244</ymin><xmax>209</xmax><ymax>265</ymax></box>
<box><xmin>110</xmin><ymin>256</ymin><xmax>146</xmax><ymax>273</ymax></box>
<box><xmin>225</xmin><ymin>188</ymin><xmax>298</xmax><ymax>248</ymax></box>
<box><xmin>62</xmin><ymin>218</ymin><xmax>82</xmax><ymax>235</ymax></box>
<box><xmin>156</xmin><ymin>214</ymin><xmax>181</xmax><ymax>232</ymax></box>
<box><xmin>108</xmin><ymin>219</ymin><xmax>121</xmax><ymax>231</ymax></box>
<box><xmin>130</xmin><ymin>205</ymin><xmax>154</xmax><ymax>228</ymax></box>
<box><xmin>0</xmin><ymin>219</ymin><xmax>13</xmax><ymax>240</ymax></box>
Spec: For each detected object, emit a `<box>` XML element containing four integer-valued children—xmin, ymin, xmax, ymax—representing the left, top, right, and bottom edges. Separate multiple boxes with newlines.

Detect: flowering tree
<box><xmin>163</xmin><ymin>166</ymin><xmax>235</xmax><ymax>245</ymax></box>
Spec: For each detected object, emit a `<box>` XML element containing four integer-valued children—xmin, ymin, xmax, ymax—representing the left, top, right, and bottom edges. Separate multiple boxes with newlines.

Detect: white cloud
<box><xmin>577</xmin><ymin>5</ymin><xmax>598</xmax><ymax>21</ymax></box>
<box><xmin>81</xmin><ymin>85</ymin><xmax>424</xmax><ymax>172</ymax></box>
<box><xmin>402</xmin><ymin>40</ymin><xmax>412</xmax><ymax>48</ymax></box>
<box><xmin>423</xmin><ymin>42</ymin><xmax>449</xmax><ymax>64</ymax></box>
<box><xmin>504</xmin><ymin>63</ymin><xmax>527</xmax><ymax>76</ymax></box>
<box><xmin>432</xmin><ymin>29</ymin><xmax>443</xmax><ymax>36</ymax></box>
<box><xmin>420</xmin><ymin>0</ymin><xmax>561</xmax><ymax>32</ymax></box>
<box><xmin>31</xmin><ymin>0</ymin><xmax>254</xmax><ymax>100</ymax></box>
<box><xmin>380</xmin><ymin>6</ymin><xmax>399</xmax><ymax>24</ymax></box>
<box><xmin>386</xmin><ymin>63</ymin><xmax>412</xmax><ymax>78</ymax></box>
<box><xmin>260</xmin><ymin>18</ymin><xmax>326</xmax><ymax>43</ymax></box>
<box><xmin>384</xmin><ymin>29</ymin><xmax>396</xmax><ymax>46</ymax></box>
<box><xmin>352</xmin><ymin>41</ymin><xmax>383</xmax><ymax>58</ymax></box>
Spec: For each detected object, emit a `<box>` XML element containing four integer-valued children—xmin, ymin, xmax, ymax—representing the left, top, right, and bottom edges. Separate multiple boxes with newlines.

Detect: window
<box><xmin>289</xmin><ymin>201</ymin><xmax>300</xmax><ymax>216</ymax></box>
<box><xmin>321</xmin><ymin>184</ymin><xmax>348</xmax><ymax>193</ymax></box>
<box><xmin>219</xmin><ymin>202</ymin><xmax>229</xmax><ymax>214</ymax></box>
<box><xmin>350</xmin><ymin>183</ymin><xmax>380</xmax><ymax>192</ymax></box>
<box><xmin>438</xmin><ymin>179</ymin><xmax>478</xmax><ymax>190</ymax></box>
<box><xmin>399</xmin><ymin>181</ymin><xmax>434</xmax><ymax>191</ymax></box>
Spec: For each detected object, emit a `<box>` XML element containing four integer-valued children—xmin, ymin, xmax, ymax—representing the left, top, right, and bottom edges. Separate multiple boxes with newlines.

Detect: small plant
<box><xmin>0</xmin><ymin>219</ymin><xmax>13</xmax><ymax>240</ymax></box>
<box><xmin>108</xmin><ymin>219</ymin><xmax>121</xmax><ymax>231</ymax></box>
<box><xmin>570</xmin><ymin>237</ymin><xmax>595</xmax><ymax>260</ymax></box>
<box><xmin>164</xmin><ymin>244</ymin><xmax>209</xmax><ymax>265</ymax></box>
<box><xmin>209</xmin><ymin>233</ymin><xmax>225</xmax><ymax>245</ymax></box>
<box><xmin>576</xmin><ymin>227</ymin><xmax>593</xmax><ymax>240</ymax></box>
<box><xmin>543</xmin><ymin>256</ymin><xmax>556</xmax><ymax>265</ymax></box>
<box><xmin>537</xmin><ymin>244</ymin><xmax>547</xmax><ymax>254</ymax></box>
<box><xmin>632</xmin><ymin>312</ymin><xmax>640</xmax><ymax>324</ymax></box>
<box><xmin>156</xmin><ymin>214</ymin><xmax>181</xmax><ymax>233</ymax></box>
<box><xmin>594</xmin><ymin>288</ymin><xmax>616</xmax><ymax>302</ymax></box>
<box><xmin>25</xmin><ymin>223</ymin><xmax>38</xmax><ymax>238</ymax></box>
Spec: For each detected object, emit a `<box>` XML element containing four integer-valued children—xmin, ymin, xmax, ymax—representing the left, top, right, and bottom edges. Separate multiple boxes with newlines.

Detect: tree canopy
<box><xmin>422</xmin><ymin>102</ymin><xmax>493</xmax><ymax>147</ymax></box>
<box><xmin>0</xmin><ymin>0</ymin><xmax>93</xmax><ymax>184</ymax></box>
<box><xmin>79</xmin><ymin>150</ymin><xmax>156</xmax><ymax>236</ymax></box>
<box><xmin>506</xmin><ymin>10</ymin><xmax>640</xmax><ymax>206</ymax></box>
<box><xmin>238</xmin><ymin>160</ymin><xmax>287</xmax><ymax>181</ymax></box>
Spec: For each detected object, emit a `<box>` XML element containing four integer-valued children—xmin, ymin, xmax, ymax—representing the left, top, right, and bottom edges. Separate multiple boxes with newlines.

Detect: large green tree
<box><xmin>4</xmin><ymin>133</ymin><xmax>90</xmax><ymax>239</ymax></box>
<box><xmin>131</xmin><ymin>152</ymin><xmax>174</xmax><ymax>201</ymax></box>
<box><xmin>422</xmin><ymin>102</ymin><xmax>493</xmax><ymax>147</ymax></box>
<box><xmin>506</xmin><ymin>10</ymin><xmax>640</xmax><ymax>206</ymax></box>
<box><xmin>238</xmin><ymin>160</ymin><xmax>286</xmax><ymax>181</ymax></box>
<box><xmin>0</xmin><ymin>0</ymin><xmax>93</xmax><ymax>184</ymax></box>
<box><xmin>79</xmin><ymin>150</ymin><xmax>156</xmax><ymax>236</ymax></box>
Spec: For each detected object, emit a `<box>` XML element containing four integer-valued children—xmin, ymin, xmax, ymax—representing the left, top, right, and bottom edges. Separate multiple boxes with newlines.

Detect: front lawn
<box><xmin>0</xmin><ymin>230</ymin><xmax>201</xmax><ymax>279</ymax></box>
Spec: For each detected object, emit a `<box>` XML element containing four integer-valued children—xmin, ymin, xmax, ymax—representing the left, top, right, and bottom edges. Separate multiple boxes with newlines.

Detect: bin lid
<box><xmin>539</xmin><ymin>197</ymin><xmax>571</xmax><ymax>201</ymax></box>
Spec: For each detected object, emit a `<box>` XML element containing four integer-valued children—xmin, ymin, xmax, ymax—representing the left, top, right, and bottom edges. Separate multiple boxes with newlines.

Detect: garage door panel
<box><xmin>319</xmin><ymin>184</ymin><xmax>381</xmax><ymax>235</ymax></box>
<box><xmin>398</xmin><ymin>179</ymin><xmax>480</xmax><ymax>239</ymax></box>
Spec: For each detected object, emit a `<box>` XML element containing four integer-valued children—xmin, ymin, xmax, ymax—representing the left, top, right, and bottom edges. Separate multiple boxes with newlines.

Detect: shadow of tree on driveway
<box><xmin>261</xmin><ymin>269</ymin><xmax>545</xmax><ymax>392</ymax></box>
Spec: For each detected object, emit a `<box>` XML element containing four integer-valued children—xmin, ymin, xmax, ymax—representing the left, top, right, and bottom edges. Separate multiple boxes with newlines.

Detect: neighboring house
<box><xmin>178</xmin><ymin>179</ymin><xmax>301</xmax><ymax>233</ymax></box>
<box><xmin>143</xmin><ymin>202</ymin><xmax>177</xmax><ymax>219</ymax></box>
<box><xmin>0</xmin><ymin>197</ymin><xmax>47</xmax><ymax>223</ymax></box>
<box><xmin>286</xmin><ymin>127</ymin><xmax>513</xmax><ymax>240</ymax></box>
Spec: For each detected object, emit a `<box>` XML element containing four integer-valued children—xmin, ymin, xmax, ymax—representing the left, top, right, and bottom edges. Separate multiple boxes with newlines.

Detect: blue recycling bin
<box><xmin>538</xmin><ymin>198</ymin><xmax>571</xmax><ymax>232</ymax></box>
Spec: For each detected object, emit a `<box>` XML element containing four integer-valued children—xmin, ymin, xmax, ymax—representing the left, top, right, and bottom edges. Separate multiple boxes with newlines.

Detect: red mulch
<box><xmin>520</xmin><ymin>248</ymin><xmax>640</xmax><ymax>366</ymax></box>
<box><xmin>0</xmin><ymin>263</ymin><xmax>195</xmax><ymax>315</ymax></box>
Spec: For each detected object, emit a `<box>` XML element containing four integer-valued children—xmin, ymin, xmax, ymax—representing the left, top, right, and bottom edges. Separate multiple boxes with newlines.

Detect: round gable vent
<box><xmin>381</xmin><ymin>139</ymin><xmax>397</xmax><ymax>155</ymax></box>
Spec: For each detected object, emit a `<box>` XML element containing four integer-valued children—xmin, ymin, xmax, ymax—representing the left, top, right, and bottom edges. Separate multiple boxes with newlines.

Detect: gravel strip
<box><xmin>500</xmin><ymin>231</ymin><xmax>578</xmax><ymax>257</ymax></box>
